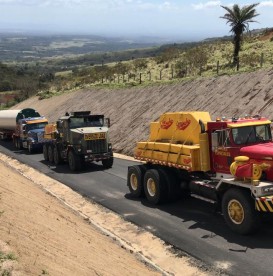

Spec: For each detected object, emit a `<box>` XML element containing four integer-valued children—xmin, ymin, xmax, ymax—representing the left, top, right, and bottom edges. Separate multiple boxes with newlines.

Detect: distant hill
<box><xmin>0</xmin><ymin>33</ymin><xmax>167</xmax><ymax>62</ymax></box>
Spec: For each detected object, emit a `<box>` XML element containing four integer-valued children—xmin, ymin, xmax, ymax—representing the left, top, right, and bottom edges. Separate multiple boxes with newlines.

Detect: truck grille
<box><xmin>86</xmin><ymin>139</ymin><xmax>107</xmax><ymax>154</ymax></box>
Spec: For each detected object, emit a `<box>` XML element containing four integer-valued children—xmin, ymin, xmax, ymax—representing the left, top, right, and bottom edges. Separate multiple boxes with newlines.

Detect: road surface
<box><xmin>1</xmin><ymin>140</ymin><xmax>273</xmax><ymax>276</ymax></box>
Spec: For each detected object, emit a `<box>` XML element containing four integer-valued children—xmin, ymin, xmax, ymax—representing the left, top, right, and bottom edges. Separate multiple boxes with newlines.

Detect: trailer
<box><xmin>0</xmin><ymin>108</ymin><xmax>48</xmax><ymax>152</ymax></box>
<box><xmin>127</xmin><ymin>112</ymin><xmax>273</xmax><ymax>234</ymax></box>
<box><xmin>42</xmin><ymin>111</ymin><xmax>113</xmax><ymax>171</ymax></box>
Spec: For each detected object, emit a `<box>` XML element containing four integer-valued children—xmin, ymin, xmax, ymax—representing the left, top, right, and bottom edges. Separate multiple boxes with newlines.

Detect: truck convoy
<box><xmin>127</xmin><ymin>111</ymin><xmax>273</xmax><ymax>234</ymax></box>
<box><xmin>42</xmin><ymin>111</ymin><xmax>113</xmax><ymax>171</ymax></box>
<box><xmin>0</xmin><ymin>108</ymin><xmax>48</xmax><ymax>152</ymax></box>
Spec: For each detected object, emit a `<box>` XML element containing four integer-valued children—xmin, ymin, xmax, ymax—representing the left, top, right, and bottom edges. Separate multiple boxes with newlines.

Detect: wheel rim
<box><xmin>130</xmin><ymin>173</ymin><xmax>138</xmax><ymax>191</ymax></box>
<box><xmin>227</xmin><ymin>199</ymin><xmax>244</xmax><ymax>224</ymax></box>
<box><xmin>147</xmin><ymin>178</ymin><xmax>156</xmax><ymax>197</ymax></box>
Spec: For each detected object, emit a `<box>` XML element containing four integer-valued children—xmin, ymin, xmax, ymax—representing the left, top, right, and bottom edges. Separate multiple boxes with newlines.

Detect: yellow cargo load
<box><xmin>149</xmin><ymin>111</ymin><xmax>211</xmax><ymax>144</ymax></box>
<box><xmin>44</xmin><ymin>123</ymin><xmax>57</xmax><ymax>140</ymax></box>
<box><xmin>134</xmin><ymin>111</ymin><xmax>212</xmax><ymax>172</ymax></box>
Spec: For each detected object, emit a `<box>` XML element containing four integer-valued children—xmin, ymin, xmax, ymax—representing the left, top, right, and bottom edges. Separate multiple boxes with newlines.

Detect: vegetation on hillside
<box><xmin>1</xmin><ymin>27</ymin><xmax>273</xmax><ymax>107</ymax></box>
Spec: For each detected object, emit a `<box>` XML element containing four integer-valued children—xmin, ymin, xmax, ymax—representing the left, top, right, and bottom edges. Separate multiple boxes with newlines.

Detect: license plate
<box><xmin>84</xmin><ymin>132</ymin><xmax>106</xmax><ymax>140</ymax></box>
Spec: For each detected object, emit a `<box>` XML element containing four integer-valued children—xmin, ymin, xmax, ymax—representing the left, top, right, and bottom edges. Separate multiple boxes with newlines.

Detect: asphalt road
<box><xmin>1</xmin><ymin>140</ymin><xmax>273</xmax><ymax>276</ymax></box>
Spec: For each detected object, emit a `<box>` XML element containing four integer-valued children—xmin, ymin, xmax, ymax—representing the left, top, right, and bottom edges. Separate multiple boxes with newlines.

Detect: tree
<box><xmin>220</xmin><ymin>3</ymin><xmax>259</xmax><ymax>70</ymax></box>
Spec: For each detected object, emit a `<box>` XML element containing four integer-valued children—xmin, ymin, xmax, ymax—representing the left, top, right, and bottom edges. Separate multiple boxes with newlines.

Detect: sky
<box><xmin>0</xmin><ymin>0</ymin><xmax>273</xmax><ymax>41</ymax></box>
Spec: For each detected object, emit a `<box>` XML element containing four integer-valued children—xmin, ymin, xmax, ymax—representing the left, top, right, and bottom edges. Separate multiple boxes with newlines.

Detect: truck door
<box><xmin>211</xmin><ymin>129</ymin><xmax>233</xmax><ymax>174</ymax></box>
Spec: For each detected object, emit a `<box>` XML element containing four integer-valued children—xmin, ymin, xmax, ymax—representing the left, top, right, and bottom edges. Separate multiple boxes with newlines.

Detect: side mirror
<box><xmin>105</xmin><ymin>118</ymin><xmax>110</xmax><ymax>128</ymax></box>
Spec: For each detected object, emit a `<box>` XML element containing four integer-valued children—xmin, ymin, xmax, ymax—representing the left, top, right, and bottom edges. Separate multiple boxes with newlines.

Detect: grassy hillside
<box><xmin>1</xmin><ymin>28</ymin><xmax>273</xmax><ymax>107</ymax></box>
<box><xmin>36</xmin><ymin>28</ymin><xmax>273</xmax><ymax>100</ymax></box>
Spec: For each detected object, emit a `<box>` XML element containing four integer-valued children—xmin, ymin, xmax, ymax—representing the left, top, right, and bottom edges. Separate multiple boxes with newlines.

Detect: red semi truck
<box><xmin>127</xmin><ymin>112</ymin><xmax>273</xmax><ymax>234</ymax></box>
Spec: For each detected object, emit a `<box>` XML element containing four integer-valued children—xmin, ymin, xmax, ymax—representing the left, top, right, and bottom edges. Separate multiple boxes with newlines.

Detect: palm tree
<box><xmin>220</xmin><ymin>3</ymin><xmax>259</xmax><ymax>70</ymax></box>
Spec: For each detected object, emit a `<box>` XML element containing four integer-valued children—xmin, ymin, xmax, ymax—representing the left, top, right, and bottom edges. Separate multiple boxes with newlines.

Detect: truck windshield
<box><xmin>26</xmin><ymin>122</ymin><xmax>48</xmax><ymax>131</ymax></box>
<box><xmin>69</xmin><ymin>116</ymin><xmax>104</xmax><ymax>128</ymax></box>
<box><xmin>232</xmin><ymin>124</ymin><xmax>272</xmax><ymax>145</ymax></box>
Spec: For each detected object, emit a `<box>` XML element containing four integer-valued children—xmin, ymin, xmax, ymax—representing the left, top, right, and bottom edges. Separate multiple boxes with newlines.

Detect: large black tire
<box><xmin>53</xmin><ymin>146</ymin><xmax>62</xmax><ymax>165</ymax></box>
<box><xmin>68</xmin><ymin>150</ymin><xmax>81</xmax><ymax>171</ymax></box>
<box><xmin>102</xmin><ymin>157</ymin><xmax>114</xmax><ymax>169</ymax></box>
<box><xmin>14</xmin><ymin>138</ymin><xmax>19</xmax><ymax>149</ymax></box>
<box><xmin>13</xmin><ymin>138</ymin><xmax>17</xmax><ymax>149</ymax></box>
<box><xmin>14</xmin><ymin>138</ymin><xmax>22</xmax><ymax>150</ymax></box>
<box><xmin>143</xmin><ymin>169</ymin><xmax>168</xmax><ymax>205</ymax></box>
<box><xmin>158</xmin><ymin>167</ymin><xmax>181</xmax><ymax>202</ymax></box>
<box><xmin>43</xmin><ymin>144</ymin><xmax>49</xmax><ymax>161</ymax></box>
<box><xmin>127</xmin><ymin>165</ymin><xmax>147</xmax><ymax>198</ymax></box>
<box><xmin>48</xmin><ymin>145</ymin><xmax>54</xmax><ymax>163</ymax></box>
<box><xmin>28</xmin><ymin>143</ymin><xmax>33</xmax><ymax>154</ymax></box>
<box><xmin>222</xmin><ymin>188</ymin><xmax>260</xmax><ymax>235</ymax></box>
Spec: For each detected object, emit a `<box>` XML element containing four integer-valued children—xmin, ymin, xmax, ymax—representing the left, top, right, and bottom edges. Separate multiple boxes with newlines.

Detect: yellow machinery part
<box><xmin>230</xmin><ymin>157</ymin><xmax>263</xmax><ymax>181</ymax></box>
<box><xmin>234</xmin><ymin>156</ymin><xmax>249</xmax><ymax>162</ymax></box>
<box><xmin>252</xmin><ymin>164</ymin><xmax>262</xmax><ymax>180</ymax></box>
<box><xmin>148</xmin><ymin>112</ymin><xmax>211</xmax><ymax>145</ymax></box>
<box><xmin>199</xmin><ymin>132</ymin><xmax>211</xmax><ymax>171</ymax></box>
<box><xmin>44</xmin><ymin>123</ymin><xmax>57</xmax><ymax>140</ymax></box>
<box><xmin>136</xmin><ymin>111</ymin><xmax>212</xmax><ymax>172</ymax></box>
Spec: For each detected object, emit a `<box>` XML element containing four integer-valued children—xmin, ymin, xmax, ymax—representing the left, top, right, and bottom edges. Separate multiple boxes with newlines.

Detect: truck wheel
<box><xmin>13</xmin><ymin>138</ymin><xmax>17</xmax><ymax>149</ymax></box>
<box><xmin>222</xmin><ymin>188</ymin><xmax>260</xmax><ymax>234</ymax></box>
<box><xmin>158</xmin><ymin>168</ymin><xmax>181</xmax><ymax>202</ymax></box>
<box><xmin>43</xmin><ymin>144</ymin><xmax>49</xmax><ymax>161</ymax></box>
<box><xmin>15</xmin><ymin>138</ymin><xmax>22</xmax><ymax>150</ymax></box>
<box><xmin>68</xmin><ymin>150</ymin><xmax>81</xmax><ymax>171</ymax></box>
<box><xmin>53</xmin><ymin>146</ymin><xmax>62</xmax><ymax>165</ymax></box>
<box><xmin>28</xmin><ymin>143</ymin><xmax>33</xmax><ymax>153</ymax></box>
<box><xmin>48</xmin><ymin>145</ymin><xmax>54</xmax><ymax>163</ymax></box>
<box><xmin>102</xmin><ymin>157</ymin><xmax>114</xmax><ymax>169</ymax></box>
<box><xmin>127</xmin><ymin>165</ymin><xmax>146</xmax><ymax>198</ymax></box>
<box><xmin>143</xmin><ymin>169</ymin><xmax>168</xmax><ymax>205</ymax></box>
<box><xmin>14</xmin><ymin>138</ymin><xmax>19</xmax><ymax>149</ymax></box>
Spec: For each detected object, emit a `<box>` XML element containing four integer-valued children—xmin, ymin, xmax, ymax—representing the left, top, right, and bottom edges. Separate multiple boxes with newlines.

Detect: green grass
<box><xmin>0</xmin><ymin>251</ymin><xmax>17</xmax><ymax>262</ymax></box>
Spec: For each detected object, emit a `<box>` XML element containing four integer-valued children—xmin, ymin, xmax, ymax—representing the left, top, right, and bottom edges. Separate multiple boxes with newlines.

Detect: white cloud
<box><xmin>0</xmin><ymin>0</ymin><xmax>37</xmax><ymax>4</ymax></box>
<box><xmin>192</xmin><ymin>1</ymin><xmax>221</xmax><ymax>10</ymax></box>
<box><xmin>260</xmin><ymin>1</ymin><xmax>273</xmax><ymax>7</ymax></box>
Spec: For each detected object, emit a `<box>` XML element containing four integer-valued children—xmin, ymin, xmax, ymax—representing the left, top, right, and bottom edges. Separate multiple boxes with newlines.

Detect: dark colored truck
<box><xmin>43</xmin><ymin>111</ymin><xmax>113</xmax><ymax>171</ymax></box>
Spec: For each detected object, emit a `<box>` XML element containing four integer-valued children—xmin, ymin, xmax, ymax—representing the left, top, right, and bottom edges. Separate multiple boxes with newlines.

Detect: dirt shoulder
<box><xmin>0</xmin><ymin>152</ymin><xmax>208</xmax><ymax>276</ymax></box>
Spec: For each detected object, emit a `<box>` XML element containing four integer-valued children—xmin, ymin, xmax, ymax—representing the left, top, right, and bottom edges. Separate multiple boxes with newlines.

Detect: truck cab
<box><xmin>15</xmin><ymin>117</ymin><xmax>48</xmax><ymax>152</ymax></box>
<box><xmin>208</xmin><ymin>115</ymin><xmax>273</xmax><ymax>180</ymax></box>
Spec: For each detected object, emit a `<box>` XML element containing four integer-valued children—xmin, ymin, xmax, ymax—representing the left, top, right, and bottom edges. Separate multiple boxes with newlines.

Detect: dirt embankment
<box><xmin>14</xmin><ymin>68</ymin><xmax>273</xmax><ymax>155</ymax></box>
<box><xmin>0</xmin><ymin>153</ymin><xmax>208</xmax><ymax>275</ymax></box>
